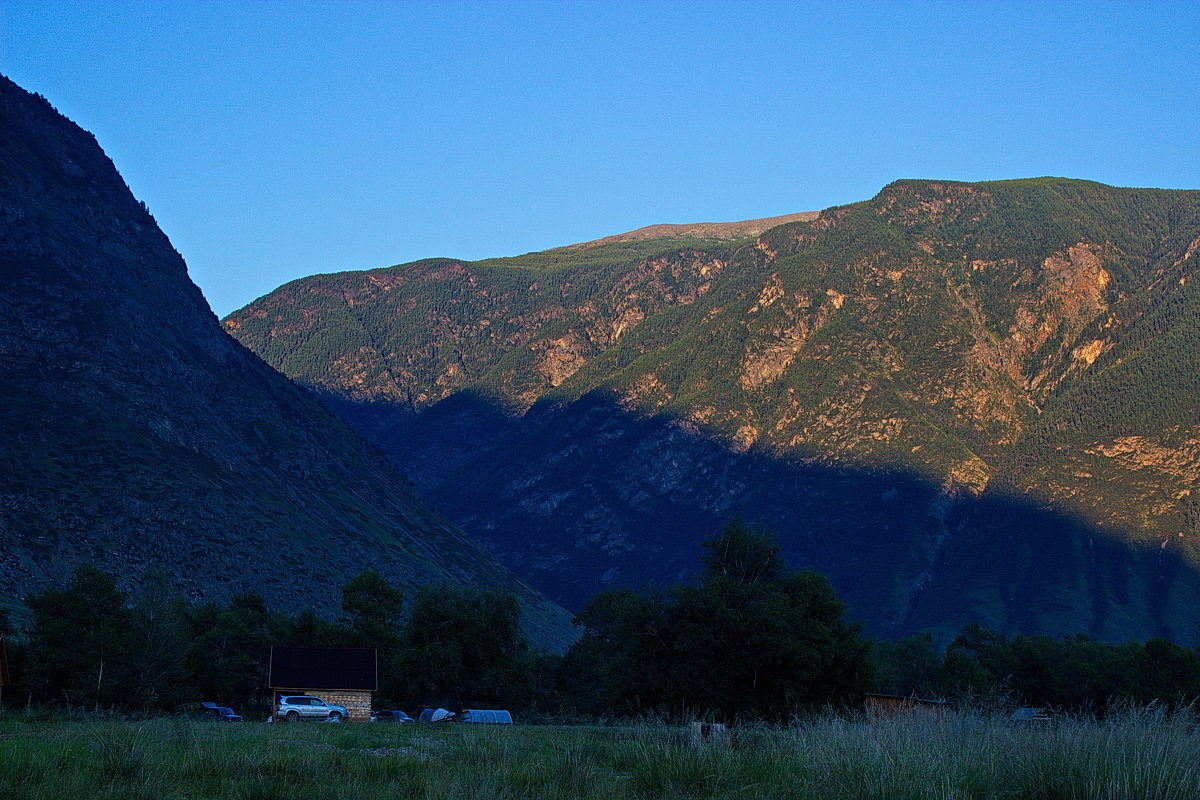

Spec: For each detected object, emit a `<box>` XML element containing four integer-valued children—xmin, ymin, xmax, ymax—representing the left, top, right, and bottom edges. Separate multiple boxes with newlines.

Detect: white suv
<box><xmin>276</xmin><ymin>695</ymin><xmax>348</xmax><ymax>722</ymax></box>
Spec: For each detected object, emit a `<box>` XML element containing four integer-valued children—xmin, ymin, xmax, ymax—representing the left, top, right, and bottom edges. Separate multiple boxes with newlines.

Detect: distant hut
<box><xmin>864</xmin><ymin>692</ymin><xmax>948</xmax><ymax>717</ymax></box>
<box><xmin>268</xmin><ymin>645</ymin><xmax>377</xmax><ymax>722</ymax></box>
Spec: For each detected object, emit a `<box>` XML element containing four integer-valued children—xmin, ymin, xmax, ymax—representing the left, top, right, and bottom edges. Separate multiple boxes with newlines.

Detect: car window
<box><xmin>311</xmin><ymin>699</ymin><xmax>327</xmax><ymax>707</ymax></box>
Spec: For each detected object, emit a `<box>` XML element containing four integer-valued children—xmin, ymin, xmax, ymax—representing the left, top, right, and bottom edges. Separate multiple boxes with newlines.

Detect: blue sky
<box><xmin>3</xmin><ymin>1</ymin><xmax>1198</xmax><ymax>317</ymax></box>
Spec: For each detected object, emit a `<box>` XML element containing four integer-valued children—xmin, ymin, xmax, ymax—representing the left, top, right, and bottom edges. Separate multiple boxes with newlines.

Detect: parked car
<box><xmin>275</xmin><ymin>695</ymin><xmax>349</xmax><ymax>722</ymax></box>
<box><xmin>199</xmin><ymin>701</ymin><xmax>242</xmax><ymax>721</ymax></box>
<box><xmin>370</xmin><ymin>709</ymin><xmax>414</xmax><ymax>723</ymax></box>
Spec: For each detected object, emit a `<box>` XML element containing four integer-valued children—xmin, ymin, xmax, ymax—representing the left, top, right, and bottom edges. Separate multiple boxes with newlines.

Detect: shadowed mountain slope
<box><xmin>228</xmin><ymin>178</ymin><xmax>1200</xmax><ymax>642</ymax></box>
<box><xmin>0</xmin><ymin>75</ymin><xmax>574</xmax><ymax>650</ymax></box>
<box><xmin>322</xmin><ymin>390</ymin><xmax>1200</xmax><ymax>645</ymax></box>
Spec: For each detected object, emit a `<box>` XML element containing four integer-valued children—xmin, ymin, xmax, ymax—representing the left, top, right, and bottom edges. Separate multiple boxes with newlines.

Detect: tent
<box><xmin>418</xmin><ymin>707</ymin><xmax>455</xmax><ymax>722</ymax></box>
<box><xmin>461</xmin><ymin>709</ymin><xmax>513</xmax><ymax>725</ymax></box>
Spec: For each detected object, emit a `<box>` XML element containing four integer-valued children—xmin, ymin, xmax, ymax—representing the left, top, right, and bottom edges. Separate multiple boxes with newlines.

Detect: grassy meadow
<box><xmin>2</xmin><ymin>707</ymin><xmax>1199</xmax><ymax>799</ymax></box>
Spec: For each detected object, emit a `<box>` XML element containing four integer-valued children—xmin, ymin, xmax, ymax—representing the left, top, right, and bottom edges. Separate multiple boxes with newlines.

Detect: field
<box><xmin>2</xmin><ymin>708</ymin><xmax>1199</xmax><ymax>799</ymax></box>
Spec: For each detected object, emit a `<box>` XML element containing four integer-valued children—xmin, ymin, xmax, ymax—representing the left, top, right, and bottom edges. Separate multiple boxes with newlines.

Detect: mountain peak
<box><xmin>561</xmin><ymin>210</ymin><xmax>821</xmax><ymax>249</ymax></box>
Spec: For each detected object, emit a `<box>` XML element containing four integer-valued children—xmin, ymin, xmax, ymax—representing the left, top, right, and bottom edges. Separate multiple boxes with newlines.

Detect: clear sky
<box><xmin>3</xmin><ymin>1</ymin><xmax>1198</xmax><ymax>317</ymax></box>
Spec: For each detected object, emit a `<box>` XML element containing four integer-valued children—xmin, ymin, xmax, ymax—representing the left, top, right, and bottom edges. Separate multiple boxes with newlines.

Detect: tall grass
<box><xmin>1</xmin><ymin>707</ymin><xmax>1198</xmax><ymax>799</ymax></box>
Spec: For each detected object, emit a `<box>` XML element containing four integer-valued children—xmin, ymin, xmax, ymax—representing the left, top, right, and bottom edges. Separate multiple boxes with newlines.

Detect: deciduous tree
<box><xmin>25</xmin><ymin>564</ymin><xmax>132</xmax><ymax>708</ymax></box>
<box><xmin>400</xmin><ymin>584</ymin><xmax>529</xmax><ymax>708</ymax></box>
<box><xmin>561</xmin><ymin>521</ymin><xmax>870</xmax><ymax>719</ymax></box>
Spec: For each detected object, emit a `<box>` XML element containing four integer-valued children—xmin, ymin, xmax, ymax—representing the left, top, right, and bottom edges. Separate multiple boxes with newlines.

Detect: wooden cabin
<box><xmin>864</xmin><ymin>692</ymin><xmax>948</xmax><ymax>717</ymax></box>
<box><xmin>268</xmin><ymin>645</ymin><xmax>377</xmax><ymax>722</ymax></box>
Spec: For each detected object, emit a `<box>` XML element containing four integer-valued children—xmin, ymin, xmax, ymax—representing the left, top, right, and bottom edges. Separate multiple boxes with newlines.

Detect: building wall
<box><xmin>864</xmin><ymin>695</ymin><xmax>946</xmax><ymax>718</ymax></box>
<box><xmin>277</xmin><ymin>689</ymin><xmax>373</xmax><ymax>722</ymax></box>
<box><xmin>309</xmin><ymin>690</ymin><xmax>373</xmax><ymax>722</ymax></box>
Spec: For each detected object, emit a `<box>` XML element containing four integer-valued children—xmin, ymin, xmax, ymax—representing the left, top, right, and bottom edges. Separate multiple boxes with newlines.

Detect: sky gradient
<box><xmin>3</xmin><ymin>1</ymin><xmax>1198</xmax><ymax>317</ymax></box>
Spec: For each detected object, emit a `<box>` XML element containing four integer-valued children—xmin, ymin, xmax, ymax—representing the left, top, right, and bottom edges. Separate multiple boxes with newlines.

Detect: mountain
<box><xmin>564</xmin><ymin>210</ymin><xmax>820</xmax><ymax>247</ymax></box>
<box><xmin>0</xmin><ymin>75</ymin><xmax>575</xmax><ymax>650</ymax></box>
<box><xmin>226</xmin><ymin>179</ymin><xmax>1200</xmax><ymax>644</ymax></box>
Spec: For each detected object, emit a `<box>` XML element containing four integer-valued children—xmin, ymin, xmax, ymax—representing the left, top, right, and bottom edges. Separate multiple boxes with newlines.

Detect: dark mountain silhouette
<box><xmin>0</xmin><ymin>75</ymin><xmax>574</xmax><ymax>649</ymax></box>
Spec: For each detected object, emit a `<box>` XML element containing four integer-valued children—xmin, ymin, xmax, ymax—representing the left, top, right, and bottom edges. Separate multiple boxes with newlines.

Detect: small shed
<box><xmin>269</xmin><ymin>645</ymin><xmax>377</xmax><ymax>722</ymax></box>
<box><xmin>864</xmin><ymin>692</ymin><xmax>948</xmax><ymax>717</ymax></box>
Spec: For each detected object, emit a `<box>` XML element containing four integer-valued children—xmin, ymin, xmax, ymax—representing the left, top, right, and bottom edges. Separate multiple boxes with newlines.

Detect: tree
<box><xmin>870</xmin><ymin>633</ymin><xmax>942</xmax><ymax>698</ymax></box>
<box><xmin>339</xmin><ymin>569</ymin><xmax>404</xmax><ymax>649</ymax></box>
<box><xmin>287</xmin><ymin>608</ymin><xmax>345</xmax><ymax>648</ymax></box>
<box><xmin>558</xmin><ymin>588</ymin><xmax>665</xmax><ymax>715</ymax></box>
<box><xmin>560</xmin><ymin>521</ymin><xmax>871</xmax><ymax>720</ymax></box>
<box><xmin>126</xmin><ymin>571</ymin><xmax>192</xmax><ymax>709</ymax></box>
<box><xmin>25</xmin><ymin>564</ymin><xmax>132</xmax><ymax>708</ymax></box>
<box><xmin>659</xmin><ymin>565</ymin><xmax>869</xmax><ymax>718</ymax></box>
<box><xmin>340</xmin><ymin>570</ymin><xmax>405</xmax><ymax>704</ymax></box>
<box><xmin>399</xmin><ymin>584</ymin><xmax>530</xmax><ymax>708</ymax></box>
<box><xmin>1137</xmin><ymin>638</ymin><xmax>1200</xmax><ymax>704</ymax></box>
<box><xmin>940</xmin><ymin>624</ymin><xmax>1013</xmax><ymax>700</ymax></box>
<box><xmin>0</xmin><ymin>606</ymin><xmax>24</xmax><ymax>705</ymax></box>
<box><xmin>187</xmin><ymin>593</ymin><xmax>287</xmax><ymax>712</ymax></box>
<box><xmin>701</xmin><ymin>518</ymin><xmax>785</xmax><ymax>585</ymax></box>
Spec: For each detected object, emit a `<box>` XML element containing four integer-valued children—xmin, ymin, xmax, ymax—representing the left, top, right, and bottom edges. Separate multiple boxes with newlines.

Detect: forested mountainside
<box><xmin>227</xmin><ymin>177</ymin><xmax>1200</xmax><ymax>643</ymax></box>
<box><xmin>0</xmin><ymin>75</ymin><xmax>575</xmax><ymax>650</ymax></box>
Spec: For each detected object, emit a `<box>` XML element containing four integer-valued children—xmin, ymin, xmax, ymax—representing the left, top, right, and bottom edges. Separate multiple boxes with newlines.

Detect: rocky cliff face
<box><xmin>0</xmin><ymin>75</ymin><xmax>574</xmax><ymax>650</ymax></box>
<box><xmin>228</xmin><ymin>178</ymin><xmax>1200</xmax><ymax>643</ymax></box>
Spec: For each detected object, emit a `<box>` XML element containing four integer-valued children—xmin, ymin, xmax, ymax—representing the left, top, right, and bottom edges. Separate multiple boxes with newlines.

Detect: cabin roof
<box><xmin>269</xmin><ymin>645</ymin><xmax>378</xmax><ymax>691</ymax></box>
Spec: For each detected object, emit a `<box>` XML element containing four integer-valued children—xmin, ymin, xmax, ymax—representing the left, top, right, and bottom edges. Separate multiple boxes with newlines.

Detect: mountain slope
<box><xmin>0</xmin><ymin>75</ymin><xmax>574</xmax><ymax>650</ymax></box>
<box><xmin>227</xmin><ymin>179</ymin><xmax>1200</xmax><ymax>643</ymax></box>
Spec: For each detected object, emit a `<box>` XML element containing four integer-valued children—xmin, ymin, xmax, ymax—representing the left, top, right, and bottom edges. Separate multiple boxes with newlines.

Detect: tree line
<box><xmin>3</xmin><ymin>521</ymin><xmax>1200</xmax><ymax>720</ymax></box>
<box><xmin>873</xmin><ymin>624</ymin><xmax>1200</xmax><ymax>712</ymax></box>
<box><xmin>0</xmin><ymin>567</ymin><xmax>532</xmax><ymax>716</ymax></box>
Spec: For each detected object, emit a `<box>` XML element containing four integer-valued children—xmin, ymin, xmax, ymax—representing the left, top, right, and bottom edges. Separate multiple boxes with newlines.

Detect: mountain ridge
<box><xmin>560</xmin><ymin>210</ymin><xmax>822</xmax><ymax>249</ymax></box>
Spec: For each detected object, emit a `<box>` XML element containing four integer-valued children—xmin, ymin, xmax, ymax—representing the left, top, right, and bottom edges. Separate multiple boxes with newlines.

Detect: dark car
<box><xmin>370</xmin><ymin>709</ymin><xmax>414</xmax><ymax>722</ymax></box>
<box><xmin>200</xmin><ymin>701</ymin><xmax>242</xmax><ymax>721</ymax></box>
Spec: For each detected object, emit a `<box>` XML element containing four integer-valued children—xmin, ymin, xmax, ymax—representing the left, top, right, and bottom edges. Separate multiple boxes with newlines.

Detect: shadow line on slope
<box><xmin>316</xmin><ymin>388</ymin><xmax>1200</xmax><ymax>646</ymax></box>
